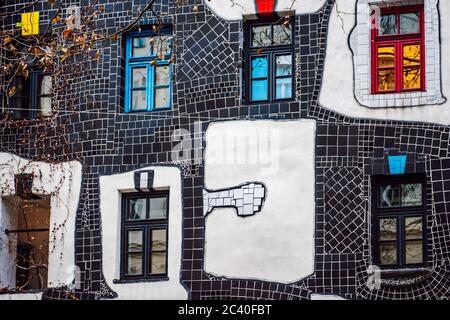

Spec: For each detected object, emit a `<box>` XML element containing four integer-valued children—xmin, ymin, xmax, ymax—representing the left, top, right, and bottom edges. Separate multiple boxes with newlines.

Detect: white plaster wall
<box><xmin>319</xmin><ymin>0</ymin><xmax>450</xmax><ymax>124</ymax></box>
<box><xmin>0</xmin><ymin>152</ymin><xmax>81</xmax><ymax>290</ymax></box>
<box><xmin>203</xmin><ymin>120</ymin><xmax>316</xmax><ymax>283</ymax></box>
<box><xmin>99</xmin><ymin>166</ymin><xmax>187</xmax><ymax>300</ymax></box>
<box><xmin>0</xmin><ymin>292</ymin><xmax>42</xmax><ymax>300</ymax></box>
<box><xmin>204</xmin><ymin>0</ymin><xmax>327</xmax><ymax>21</ymax></box>
<box><xmin>310</xmin><ymin>293</ymin><xmax>346</xmax><ymax>300</ymax></box>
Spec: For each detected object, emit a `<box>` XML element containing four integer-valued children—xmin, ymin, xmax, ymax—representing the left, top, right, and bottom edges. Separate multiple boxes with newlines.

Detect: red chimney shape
<box><xmin>255</xmin><ymin>0</ymin><xmax>275</xmax><ymax>13</ymax></box>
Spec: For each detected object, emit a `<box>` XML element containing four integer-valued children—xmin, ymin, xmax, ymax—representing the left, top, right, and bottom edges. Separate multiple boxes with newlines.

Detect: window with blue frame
<box><xmin>245</xmin><ymin>18</ymin><xmax>294</xmax><ymax>103</ymax></box>
<box><xmin>125</xmin><ymin>28</ymin><xmax>173</xmax><ymax>112</ymax></box>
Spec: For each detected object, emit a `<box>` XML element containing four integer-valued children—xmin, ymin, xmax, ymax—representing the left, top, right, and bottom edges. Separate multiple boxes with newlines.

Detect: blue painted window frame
<box><xmin>124</xmin><ymin>28</ymin><xmax>173</xmax><ymax>113</ymax></box>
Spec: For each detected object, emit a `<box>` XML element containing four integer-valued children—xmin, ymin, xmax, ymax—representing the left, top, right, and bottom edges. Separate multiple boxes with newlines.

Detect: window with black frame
<box><xmin>121</xmin><ymin>191</ymin><xmax>169</xmax><ymax>280</ymax></box>
<box><xmin>372</xmin><ymin>174</ymin><xmax>426</xmax><ymax>269</ymax></box>
<box><xmin>245</xmin><ymin>18</ymin><xmax>294</xmax><ymax>103</ymax></box>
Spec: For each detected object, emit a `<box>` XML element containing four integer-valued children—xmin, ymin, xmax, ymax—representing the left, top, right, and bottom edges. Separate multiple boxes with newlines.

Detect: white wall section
<box><xmin>99</xmin><ymin>166</ymin><xmax>187</xmax><ymax>300</ymax></box>
<box><xmin>0</xmin><ymin>152</ymin><xmax>81</xmax><ymax>292</ymax></box>
<box><xmin>203</xmin><ymin>120</ymin><xmax>316</xmax><ymax>283</ymax></box>
<box><xmin>320</xmin><ymin>0</ymin><xmax>450</xmax><ymax>124</ymax></box>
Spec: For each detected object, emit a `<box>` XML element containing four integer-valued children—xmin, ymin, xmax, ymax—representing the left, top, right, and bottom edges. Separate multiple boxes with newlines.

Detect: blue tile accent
<box><xmin>388</xmin><ymin>155</ymin><xmax>407</xmax><ymax>175</ymax></box>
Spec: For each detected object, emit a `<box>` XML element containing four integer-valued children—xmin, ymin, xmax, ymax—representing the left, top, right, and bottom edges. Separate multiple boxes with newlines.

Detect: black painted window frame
<box><xmin>244</xmin><ymin>17</ymin><xmax>295</xmax><ymax>104</ymax></box>
<box><xmin>120</xmin><ymin>191</ymin><xmax>169</xmax><ymax>281</ymax></box>
<box><xmin>371</xmin><ymin>173</ymin><xmax>427</xmax><ymax>269</ymax></box>
<box><xmin>9</xmin><ymin>70</ymin><xmax>52</xmax><ymax>120</ymax></box>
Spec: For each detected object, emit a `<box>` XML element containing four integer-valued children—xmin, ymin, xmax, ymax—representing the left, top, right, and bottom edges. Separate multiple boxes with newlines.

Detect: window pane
<box><xmin>405</xmin><ymin>217</ymin><xmax>423</xmax><ymax>240</ymax></box>
<box><xmin>38</xmin><ymin>75</ymin><xmax>52</xmax><ymax>95</ymax></box>
<box><xmin>154</xmin><ymin>87</ymin><xmax>170</xmax><ymax>109</ymax></box>
<box><xmin>155</xmin><ymin>65</ymin><xmax>170</xmax><ymax>86</ymax></box>
<box><xmin>276</xmin><ymin>78</ymin><xmax>292</xmax><ymax>99</ymax></box>
<box><xmin>127</xmin><ymin>198</ymin><xmax>147</xmax><ymax>220</ymax></box>
<box><xmin>401</xmin><ymin>183</ymin><xmax>422</xmax><ymax>206</ymax></box>
<box><xmin>377</xmin><ymin>46</ymin><xmax>395</xmax><ymax>68</ymax></box>
<box><xmin>153</xmin><ymin>35</ymin><xmax>171</xmax><ymax>56</ymax></box>
<box><xmin>403</xmin><ymin>67</ymin><xmax>421</xmax><ymax>90</ymax></box>
<box><xmin>276</xmin><ymin>55</ymin><xmax>292</xmax><ymax>76</ymax></box>
<box><xmin>377</xmin><ymin>69</ymin><xmax>395</xmax><ymax>92</ymax></box>
<box><xmin>251</xmin><ymin>80</ymin><xmax>268</xmax><ymax>101</ymax></box>
<box><xmin>251</xmin><ymin>56</ymin><xmax>268</xmax><ymax>78</ymax></box>
<box><xmin>12</xmin><ymin>98</ymin><xmax>30</xmax><ymax>119</ymax></box>
<box><xmin>132</xmin><ymin>67</ymin><xmax>147</xmax><ymax>88</ymax></box>
<box><xmin>131</xmin><ymin>90</ymin><xmax>147</xmax><ymax>110</ymax></box>
<box><xmin>252</xmin><ymin>25</ymin><xmax>271</xmax><ymax>47</ymax></box>
<box><xmin>150</xmin><ymin>251</ymin><xmax>166</xmax><ymax>274</ymax></box>
<box><xmin>379</xmin><ymin>184</ymin><xmax>401</xmax><ymax>207</ymax></box>
<box><xmin>379</xmin><ymin>242</ymin><xmax>397</xmax><ymax>265</ymax></box>
<box><xmin>151</xmin><ymin>229</ymin><xmax>167</xmax><ymax>251</ymax></box>
<box><xmin>127</xmin><ymin>253</ymin><xmax>142</xmax><ymax>275</ymax></box>
<box><xmin>403</xmin><ymin>44</ymin><xmax>421</xmax><ymax>66</ymax></box>
<box><xmin>38</xmin><ymin>97</ymin><xmax>52</xmax><ymax>116</ymax></box>
<box><xmin>378</xmin><ymin>14</ymin><xmax>397</xmax><ymax>35</ymax></box>
<box><xmin>379</xmin><ymin>218</ymin><xmax>397</xmax><ymax>241</ymax></box>
<box><xmin>400</xmin><ymin>12</ymin><xmax>420</xmax><ymax>34</ymax></box>
<box><xmin>273</xmin><ymin>24</ymin><xmax>291</xmax><ymax>45</ymax></box>
<box><xmin>15</xmin><ymin>76</ymin><xmax>29</xmax><ymax>96</ymax></box>
<box><xmin>149</xmin><ymin>197</ymin><xmax>167</xmax><ymax>219</ymax></box>
<box><xmin>405</xmin><ymin>240</ymin><xmax>423</xmax><ymax>264</ymax></box>
<box><xmin>127</xmin><ymin>230</ymin><xmax>143</xmax><ymax>252</ymax></box>
<box><xmin>132</xmin><ymin>36</ymin><xmax>151</xmax><ymax>56</ymax></box>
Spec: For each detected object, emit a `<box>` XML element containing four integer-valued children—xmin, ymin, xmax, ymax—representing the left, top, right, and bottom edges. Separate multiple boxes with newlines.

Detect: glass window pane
<box><xmin>379</xmin><ymin>184</ymin><xmax>401</xmax><ymax>207</ymax></box>
<box><xmin>151</xmin><ymin>229</ymin><xmax>167</xmax><ymax>251</ymax></box>
<box><xmin>252</xmin><ymin>25</ymin><xmax>271</xmax><ymax>47</ymax></box>
<box><xmin>251</xmin><ymin>80</ymin><xmax>268</xmax><ymax>101</ymax></box>
<box><xmin>403</xmin><ymin>44</ymin><xmax>421</xmax><ymax>66</ymax></box>
<box><xmin>150</xmin><ymin>251</ymin><xmax>166</xmax><ymax>274</ymax></box>
<box><xmin>275</xmin><ymin>78</ymin><xmax>292</xmax><ymax>99</ymax></box>
<box><xmin>132</xmin><ymin>67</ymin><xmax>147</xmax><ymax>88</ymax></box>
<box><xmin>38</xmin><ymin>97</ymin><xmax>52</xmax><ymax>116</ymax></box>
<box><xmin>12</xmin><ymin>98</ymin><xmax>30</xmax><ymax>119</ymax></box>
<box><xmin>155</xmin><ymin>65</ymin><xmax>170</xmax><ymax>86</ymax></box>
<box><xmin>276</xmin><ymin>55</ymin><xmax>292</xmax><ymax>76</ymax></box>
<box><xmin>273</xmin><ymin>24</ymin><xmax>291</xmax><ymax>45</ymax></box>
<box><xmin>38</xmin><ymin>75</ymin><xmax>52</xmax><ymax>95</ymax></box>
<box><xmin>251</xmin><ymin>56</ymin><xmax>268</xmax><ymax>78</ymax></box>
<box><xmin>127</xmin><ymin>253</ymin><xmax>142</xmax><ymax>275</ymax></box>
<box><xmin>131</xmin><ymin>90</ymin><xmax>147</xmax><ymax>111</ymax></box>
<box><xmin>377</xmin><ymin>69</ymin><xmax>395</xmax><ymax>92</ymax></box>
<box><xmin>153</xmin><ymin>35</ymin><xmax>172</xmax><ymax>56</ymax></box>
<box><xmin>400</xmin><ymin>12</ymin><xmax>420</xmax><ymax>34</ymax></box>
<box><xmin>149</xmin><ymin>197</ymin><xmax>167</xmax><ymax>219</ymax></box>
<box><xmin>379</xmin><ymin>242</ymin><xmax>397</xmax><ymax>265</ymax></box>
<box><xmin>132</xmin><ymin>36</ymin><xmax>151</xmax><ymax>56</ymax></box>
<box><xmin>405</xmin><ymin>217</ymin><xmax>423</xmax><ymax>240</ymax></box>
<box><xmin>403</xmin><ymin>67</ymin><xmax>421</xmax><ymax>90</ymax></box>
<box><xmin>378</xmin><ymin>46</ymin><xmax>395</xmax><ymax>68</ymax></box>
<box><xmin>154</xmin><ymin>87</ymin><xmax>170</xmax><ymax>109</ymax></box>
<box><xmin>379</xmin><ymin>218</ymin><xmax>397</xmax><ymax>241</ymax></box>
<box><xmin>127</xmin><ymin>198</ymin><xmax>147</xmax><ymax>220</ymax></box>
<box><xmin>127</xmin><ymin>230</ymin><xmax>143</xmax><ymax>252</ymax></box>
<box><xmin>15</xmin><ymin>76</ymin><xmax>29</xmax><ymax>96</ymax></box>
<box><xmin>401</xmin><ymin>183</ymin><xmax>422</xmax><ymax>206</ymax></box>
<box><xmin>378</xmin><ymin>14</ymin><xmax>397</xmax><ymax>35</ymax></box>
<box><xmin>405</xmin><ymin>240</ymin><xmax>423</xmax><ymax>264</ymax></box>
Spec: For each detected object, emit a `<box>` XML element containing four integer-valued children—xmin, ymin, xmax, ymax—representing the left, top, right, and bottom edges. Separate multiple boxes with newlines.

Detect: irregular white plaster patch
<box><xmin>203</xmin><ymin>120</ymin><xmax>316</xmax><ymax>283</ymax></box>
<box><xmin>203</xmin><ymin>0</ymin><xmax>327</xmax><ymax>21</ymax></box>
<box><xmin>320</xmin><ymin>0</ymin><xmax>450</xmax><ymax>124</ymax></box>
<box><xmin>99</xmin><ymin>166</ymin><xmax>187</xmax><ymax>300</ymax></box>
<box><xmin>0</xmin><ymin>152</ymin><xmax>81</xmax><ymax>290</ymax></box>
<box><xmin>0</xmin><ymin>292</ymin><xmax>43</xmax><ymax>300</ymax></box>
<box><xmin>310</xmin><ymin>293</ymin><xmax>347</xmax><ymax>300</ymax></box>
<box><xmin>203</xmin><ymin>182</ymin><xmax>266</xmax><ymax>216</ymax></box>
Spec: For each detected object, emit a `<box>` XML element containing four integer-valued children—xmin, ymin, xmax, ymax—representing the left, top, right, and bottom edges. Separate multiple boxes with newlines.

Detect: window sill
<box><xmin>376</xmin><ymin>267</ymin><xmax>432</xmax><ymax>287</ymax></box>
<box><xmin>113</xmin><ymin>277</ymin><xmax>169</xmax><ymax>284</ymax></box>
<box><xmin>0</xmin><ymin>288</ymin><xmax>45</xmax><ymax>295</ymax></box>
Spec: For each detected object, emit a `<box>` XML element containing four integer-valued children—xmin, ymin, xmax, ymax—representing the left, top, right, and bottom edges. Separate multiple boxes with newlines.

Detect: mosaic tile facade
<box><xmin>0</xmin><ymin>0</ymin><xmax>449</xmax><ymax>300</ymax></box>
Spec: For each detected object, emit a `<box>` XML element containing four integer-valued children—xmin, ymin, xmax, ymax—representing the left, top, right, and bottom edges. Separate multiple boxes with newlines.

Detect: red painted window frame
<box><xmin>371</xmin><ymin>5</ymin><xmax>425</xmax><ymax>94</ymax></box>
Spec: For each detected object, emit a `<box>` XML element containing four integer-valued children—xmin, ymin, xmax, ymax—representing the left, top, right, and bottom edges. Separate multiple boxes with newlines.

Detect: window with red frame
<box><xmin>372</xmin><ymin>5</ymin><xmax>425</xmax><ymax>94</ymax></box>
